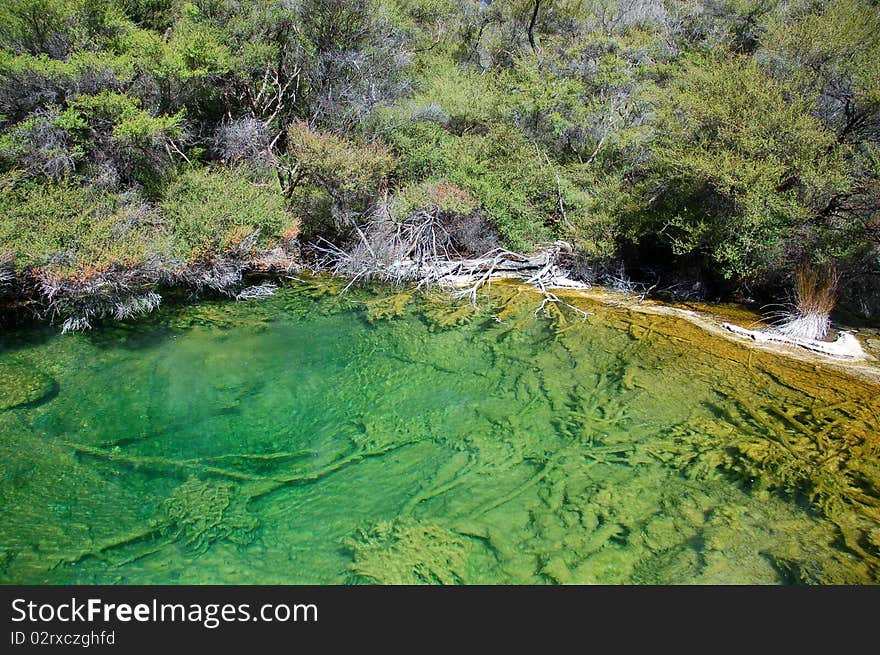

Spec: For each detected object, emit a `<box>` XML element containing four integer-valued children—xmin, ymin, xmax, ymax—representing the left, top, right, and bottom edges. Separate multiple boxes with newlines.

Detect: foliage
<box><xmin>380</xmin><ymin>117</ymin><xmax>453</xmax><ymax>182</ymax></box>
<box><xmin>762</xmin><ymin>0</ymin><xmax>880</xmax><ymax>129</ymax></box>
<box><xmin>285</xmin><ymin>121</ymin><xmax>394</xmax><ymax>202</ymax></box>
<box><xmin>403</xmin><ymin>54</ymin><xmax>503</xmax><ymax>133</ymax></box>
<box><xmin>161</xmin><ymin>166</ymin><xmax>294</xmax><ymax>258</ymax></box>
<box><xmin>0</xmin><ymin>0</ymin><xmax>128</xmax><ymax>58</ymax></box>
<box><xmin>0</xmin><ymin>109</ymin><xmax>82</xmax><ymax>178</ymax></box>
<box><xmin>638</xmin><ymin>52</ymin><xmax>854</xmax><ymax>280</ymax></box>
<box><xmin>0</xmin><ymin>172</ymin><xmax>169</xmax><ymax>271</ymax></box>
<box><xmin>0</xmin><ymin>0</ymin><xmax>878</xmax><ymax>320</ymax></box>
<box><xmin>443</xmin><ymin>124</ymin><xmax>580</xmax><ymax>252</ymax></box>
<box><xmin>391</xmin><ymin>180</ymin><xmax>480</xmax><ymax>221</ymax></box>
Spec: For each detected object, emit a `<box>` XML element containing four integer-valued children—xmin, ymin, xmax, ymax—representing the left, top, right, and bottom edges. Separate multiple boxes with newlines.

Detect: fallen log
<box><xmin>721</xmin><ymin>322</ymin><xmax>867</xmax><ymax>360</ymax></box>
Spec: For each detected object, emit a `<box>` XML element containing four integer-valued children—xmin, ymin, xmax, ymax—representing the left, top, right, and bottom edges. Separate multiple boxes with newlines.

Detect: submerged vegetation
<box><xmin>1</xmin><ymin>281</ymin><xmax>878</xmax><ymax>584</ymax></box>
<box><xmin>0</xmin><ymin>0</ymin><xmax>876</xmax><ymax>331</ymax></box>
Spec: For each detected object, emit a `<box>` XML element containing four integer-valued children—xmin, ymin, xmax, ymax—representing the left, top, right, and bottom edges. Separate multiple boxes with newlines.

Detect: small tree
<box><xmin>642</xmin><ymin>52</ymin><xmax>854</xmax><ymax>277</ymax></box>
<box><xmin>298</xmin><ymin>0</ymin><xmax>411</xmax><ymax>131</ymax></box>
<box><xmin>282</xmin><ymin>121</ymin><xmax>395</xmax><ymax>236</ymax></box>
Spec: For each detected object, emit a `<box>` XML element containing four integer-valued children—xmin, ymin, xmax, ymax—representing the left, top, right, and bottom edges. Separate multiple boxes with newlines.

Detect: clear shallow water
<box><xmin>1</xmin><ymin>277</ymin><xmax>878</xmax><ymax>584</ymax></box>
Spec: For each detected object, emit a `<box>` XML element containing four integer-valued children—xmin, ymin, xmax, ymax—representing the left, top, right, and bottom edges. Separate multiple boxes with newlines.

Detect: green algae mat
<box><xmin>1</xmin><ymin>278</ymin><xmax>879</xmax><ymax>584</ymax></box>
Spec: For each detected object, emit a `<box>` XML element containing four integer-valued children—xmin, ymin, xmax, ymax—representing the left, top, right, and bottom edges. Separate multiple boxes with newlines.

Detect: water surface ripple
<box><xmin>1</xmin><ymin>279</ymin><xmax>878</xmax><ymax>584</ymax></box>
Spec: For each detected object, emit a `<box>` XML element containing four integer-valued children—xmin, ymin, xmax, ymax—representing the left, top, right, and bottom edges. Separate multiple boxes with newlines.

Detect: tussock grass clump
<box><xmin>776</xmin><ymin>265</ymin><xmax>839</xmax><ymax>341</ymax></box>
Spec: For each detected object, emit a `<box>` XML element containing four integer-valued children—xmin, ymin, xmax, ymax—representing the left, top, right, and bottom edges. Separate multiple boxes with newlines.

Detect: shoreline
<box><xmin>4</xmin><ymin>250</ymin><xmax>880</xmax><ymax>384</ymax></box>
<box><xmin>410</xmin><ymin>254</ymin><xmax>880</xmax><ymax>384</ymax></box>
<box><xmin>543</xmin><ymin>282</ymin><xmax>880</xmax><ymax>386</ymax></box>
<box><xmin>392</xmin><ymin>248</ymin><xmax>880</xmax><ymax>385</ymax></box>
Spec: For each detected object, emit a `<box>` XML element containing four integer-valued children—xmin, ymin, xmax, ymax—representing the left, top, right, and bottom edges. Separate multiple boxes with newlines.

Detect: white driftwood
<box><xmin>721</xmin><ymin>322</ymin><xmax>866</xmax><ymax>360</ymax></box>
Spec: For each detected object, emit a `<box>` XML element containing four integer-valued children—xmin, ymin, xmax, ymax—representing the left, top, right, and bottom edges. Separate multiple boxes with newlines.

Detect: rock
<box><xmin>0</xmin><ymin>361</ymin><xmax>57</xmax><ymax>410</ymax></box>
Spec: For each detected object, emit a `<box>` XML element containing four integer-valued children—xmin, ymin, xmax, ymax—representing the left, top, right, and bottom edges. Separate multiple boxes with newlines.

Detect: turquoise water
<box><xmin>1</xmin><ymin>278</ymin><xmax>878</xmax><ymax>584</ymax></box>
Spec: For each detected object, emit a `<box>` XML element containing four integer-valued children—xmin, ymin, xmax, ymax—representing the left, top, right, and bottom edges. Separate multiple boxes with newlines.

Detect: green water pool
<box><xmin>1</xmin><ymin>278</ymin><xmax>878</xmax><ymax>584</ymax></box>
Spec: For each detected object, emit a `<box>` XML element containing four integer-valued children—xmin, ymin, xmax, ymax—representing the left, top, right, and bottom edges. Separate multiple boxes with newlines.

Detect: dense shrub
<box><xmin>0</xmin><ymin>172</ymin><xmax>169</xmax><ymax>272</ymax></box>
<box><xmin>282</xmin><ymin>121</ymin><xmax>394</xmax><ymax>237</ymax></box>
<box><xmin>161</xmin><ymin>166</ymin><xmax>295</xmax><ymax>258</ymax></box>
<box><xmin>0</xmin><ymin>0</ymin><xmax>878</xmax><ymax>321</ymax></box>
<box><xmin>285</xmin><ymin>121</ymin><xmax>394</xmax><ymax>202</ymax></box>
<box><xmin>638</xmin><ymin>52</ymin><xmax>854</xmax><ymax>281</ymax></box>
<box><xmin>381</xmin><ymin>118</ymin><xmax>453</xmax><ymax>182</ymax></box>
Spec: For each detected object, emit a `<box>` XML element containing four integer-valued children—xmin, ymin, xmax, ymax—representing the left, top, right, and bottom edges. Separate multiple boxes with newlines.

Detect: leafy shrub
<box><xmin>284</xmin><ymin>121</ymin><xmax>394</xmax><ymax>236</ymax></box>
<box><xmin>390</xmin><ymin>179</ymin><xmax>479</xmax><ymax>220</ymax></box>
<box><xmin>286</xmin><ymin>121</ymin><xmax>395</xmax><ymax>201</ymax></box>
<box><xmin>380</xmin><ymin>118</ymin><xmax>453</xmax><ymax>182</ymax></box>
<box><xmin>639</xmin><ymin>52</ymin><xmax>853</xmax><ymax>280</ymax></box>
<box><xmin>0</xmin><ymin>109</ymin><xmax>82</xmax><ymax>178</ymax></box>
<box><xmin>161</xmin><ymin>166</ymin><xmax>295</xmax><ymax>258</ymax></box>
<box><xmin>403</xmin><ymin>56</ymin><xmax>502</xmax><ymax>134</ymax></box>
<box><xmin>49</xmin><ymin>90</ymin><xmax>185</xmax><ymax>192</ymax></box>
<box><xmin>442</xmin><ymin>124</ymin><xmax>563</xmax><ymax>251</ymax></box>
<box><xmin>298</xmin><ymin>0</ymin><xmax>411</xmax><ymax>131</ymax></box>
<box><xmin>0</xmin><ymin>0</ymin><xmax>128</xmax><ymax>59</ymax></box>
<box><xmin>0</xmin><ymin>172</ymin><xmax>169</xmax><ymax>272</ymax></box>
<box><xmin>122</xmin><ymin>0</ymin><xmax>176</xmax><ymax>32</ymax></box>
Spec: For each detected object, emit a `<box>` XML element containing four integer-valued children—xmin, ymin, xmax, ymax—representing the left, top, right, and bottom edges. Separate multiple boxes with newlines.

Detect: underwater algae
<box><xmin>0</xmin><ymin>278</ymin><xmax>878</xmax><ymax>584</ymax></box>
<box><xmin>0</xmin><ymin>360</ymin><xmax>57</xmax><ymax>411</ymax></box>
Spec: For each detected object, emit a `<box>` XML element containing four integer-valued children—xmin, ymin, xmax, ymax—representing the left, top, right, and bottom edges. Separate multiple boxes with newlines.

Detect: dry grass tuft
<box><xmin>775</xmin><ymin>265</ymin><xmax>839</xmax><ymax>341</ymax></box>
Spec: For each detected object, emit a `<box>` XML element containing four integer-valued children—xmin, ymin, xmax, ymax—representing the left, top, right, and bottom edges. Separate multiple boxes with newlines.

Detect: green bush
<box><xmin>283</xmin><ymin>121</ymin><xmax>395</xmax><ymax>236</ymax></box>
<box><xmin>0</xmin><ymin>171</ymin><xmax>169</xmax><ymax>272</ymax></box>
<box><xmin>0</xmin><ymin>0</ymin><xmax>129</xmax><ymax>58</ymax></box>
<box><xmin>443</xmin><ymin>125</ymin><xmax>561</xmax><ymax>251</ymax></box>
<box><xmin>638</xmin><ymin>52</ymin><xmax>853</xmax><ymax>280</ymax></box>
<box><xmin>285</xmin><ymin>121</ymin><xmax>395</xmax><ymax>201</ymax></box>
<box><xmin>381</xmin><ymin>118</ymin><xmax>453</xmax><ymax>182</ymax></box>
<box><xmin>0</xmin><ymin>0</ymin><xmax>877</xmax><ymax>315</ymax></box>
<box><xmin>390</xmin><ymin>179</ymin><xmax>479</xmax><ymax>221</ymax></box>
<box><xmin>161</xmin><ymin>166</ymin><xmax>295</xmax><ymax>258</ymax></box>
